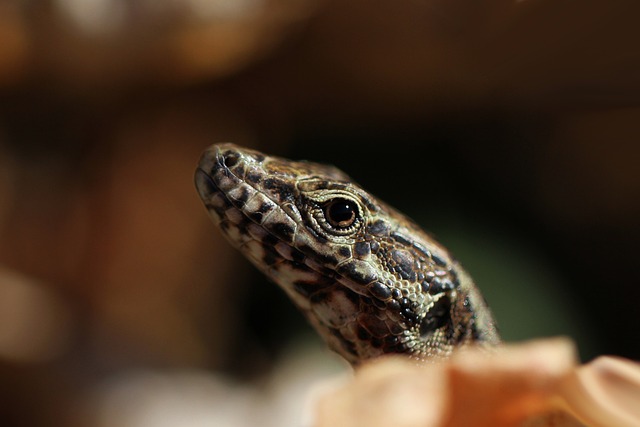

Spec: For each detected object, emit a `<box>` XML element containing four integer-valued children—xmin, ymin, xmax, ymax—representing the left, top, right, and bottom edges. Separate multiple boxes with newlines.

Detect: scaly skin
<box><xmin>195</xmin><ymin>143</ymin><xmax>499</xmax><ymax>364</ymax></box>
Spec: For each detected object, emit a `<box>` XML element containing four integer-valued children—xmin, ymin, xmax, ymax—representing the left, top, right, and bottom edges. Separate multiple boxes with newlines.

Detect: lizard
<box><xmin>195</xmin><ymin>143</ymin><xmax>500</xmax><ymax>365</ymax></box>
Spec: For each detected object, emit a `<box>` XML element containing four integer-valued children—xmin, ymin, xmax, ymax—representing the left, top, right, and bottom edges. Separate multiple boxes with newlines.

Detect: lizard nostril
<box><xmin>222</xmin><ymin>151</ymin><xmax>240</xmax><ymax>168</ymax></box>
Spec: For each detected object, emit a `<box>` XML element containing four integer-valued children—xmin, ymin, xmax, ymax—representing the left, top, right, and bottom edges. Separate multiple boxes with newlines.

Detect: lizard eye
<box><xmin>304</xmin><ymin>190</ymin><xmax>364</xmax><ymax>238</ymax></box>
<box><xmin>325</xmin><ymin>198</ymin><xmax>358</xmax><ymax>228</ymax></box>
<box><xmin>311</xmin><ymin>195</ymin><xmax>363</xmax><ymax>237</ymax></box>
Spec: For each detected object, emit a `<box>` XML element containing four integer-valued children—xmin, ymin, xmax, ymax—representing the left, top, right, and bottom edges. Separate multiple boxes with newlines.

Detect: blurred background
<box><xmin>0</xmin><ymin>0</ymin><xmax>638</xmax><ymax>426</ymax></box>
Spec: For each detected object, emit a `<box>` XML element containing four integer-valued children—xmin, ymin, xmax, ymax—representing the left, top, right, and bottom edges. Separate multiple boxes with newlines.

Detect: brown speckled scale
<box><xmin>195</xmin><ymin>144</ymin><xmax>500</xmax><ymax>365</ymax></box>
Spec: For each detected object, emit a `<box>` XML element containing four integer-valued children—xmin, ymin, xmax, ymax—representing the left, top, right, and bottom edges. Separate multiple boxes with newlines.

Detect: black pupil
<box><xmin>326</xmin><ymin>199</ymin><xmax>356</xmax><ymax>227</ymax></box>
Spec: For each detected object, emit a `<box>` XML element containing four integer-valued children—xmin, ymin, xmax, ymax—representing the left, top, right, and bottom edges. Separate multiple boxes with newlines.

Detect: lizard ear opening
<box><xmin>419</xmin><ymin>295</ymin><xmax>452</xmax><ymax>339</ymax></box>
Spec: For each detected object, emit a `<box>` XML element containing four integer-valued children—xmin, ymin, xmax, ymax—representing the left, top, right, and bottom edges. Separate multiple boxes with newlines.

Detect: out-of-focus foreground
<box><xmin>0</xmin><ymin>1</ymin><xmax>638</xmax><ymax>426</ymax></box>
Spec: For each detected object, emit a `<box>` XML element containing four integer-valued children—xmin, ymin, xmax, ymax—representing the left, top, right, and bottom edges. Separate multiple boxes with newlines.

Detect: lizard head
<box><xmin>195</xmin><ymin>143</ymin><xmax>498</xmax><ymax>364</ymax></box>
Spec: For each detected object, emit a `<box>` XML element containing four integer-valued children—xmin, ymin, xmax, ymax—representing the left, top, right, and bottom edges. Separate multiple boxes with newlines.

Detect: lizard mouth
<box><xmin>197</xmin><ymin>144</ymin><xmax>318</xmax><ymax>250</ymax></box>
<box><xmin>196</xmin><ymin>145</ymin><xmax>372</xmax><ymax>362</ymax></box>
<box><xmin>195</xmin><ymin>144</ymin><xmax>299</xmax><ymax>262</ymax></box>
<box><xmin>195</xmin><ymin>144</ymin><xmax>383</xmax><ymax>300</ymax></box>
<box><xmin>195</xmin><ymin>144</ymin><xmax>349</xmax><ymax>288</ymax></box>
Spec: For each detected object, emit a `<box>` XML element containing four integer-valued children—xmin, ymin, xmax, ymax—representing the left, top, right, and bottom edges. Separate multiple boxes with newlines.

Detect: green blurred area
<box><xmin>431</xmin><ymin>213</ymin><xmax>594</xmax><ymax>356</ymax></box>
